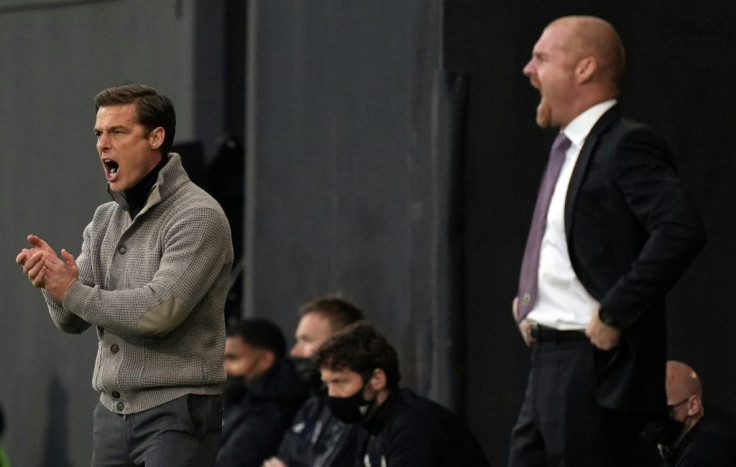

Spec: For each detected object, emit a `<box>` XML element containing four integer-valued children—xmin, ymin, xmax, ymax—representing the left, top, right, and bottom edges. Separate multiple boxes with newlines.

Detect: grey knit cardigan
<box><xmin>43</xmin><ymin>154</ymin><xmax>233</xmax><ymax>414</ymax></box>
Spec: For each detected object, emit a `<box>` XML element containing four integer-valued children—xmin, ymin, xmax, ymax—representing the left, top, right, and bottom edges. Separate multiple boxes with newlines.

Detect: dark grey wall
<box><xmin>243</xmin><ymin>0</ymin><xmax>463</xmax><ymax>405</ymax></box>
<box><xmin>3</xmin><ymin>1</ymin><xmax>732</xmax><ymax>466</ymax></box>
<box><xmin>0</xmin><ymin>1</ymin><xmax>224</xmax><ymax>464</ymax></box>
<box><xmin>1</xmin><ymin>0</ymin><xmax>464</xmax><ymax>464</ymax></box>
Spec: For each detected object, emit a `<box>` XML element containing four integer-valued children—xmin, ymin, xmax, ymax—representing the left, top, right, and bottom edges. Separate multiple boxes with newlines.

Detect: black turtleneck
<box><xmin>122</xmin><ymin>158</ymin><xmax>167</xmax><ymax>220</ymax></box>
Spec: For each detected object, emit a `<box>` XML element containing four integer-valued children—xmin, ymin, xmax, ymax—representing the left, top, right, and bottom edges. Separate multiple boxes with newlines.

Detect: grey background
<box><xmin>0</xmin><ymin>1</ymin><xmax>225</xmax><ymax>465</ymax></box>
<box><xmin>1</xmin><ymin>1</ymin><xmax>735</xmax><ymax>466</ymax></box>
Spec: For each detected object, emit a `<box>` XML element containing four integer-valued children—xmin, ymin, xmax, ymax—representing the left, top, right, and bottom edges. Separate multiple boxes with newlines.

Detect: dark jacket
<box><xmin>663</xmin><ymin>416</ymin><xmax>736</xmax><ymax>466</ymax></box>
<box><xmin>565</xmin><ymin>107</ymin><xmax>705</xmax><ymax>411</ymax></box>
<box><xmin>276</xmin><ymin>393</ymin><xmax>365</xmax><ymax>467</ymax></box>
<box><xmin>360</xmin><ymin>388</ymin><xmax>490</xmax><ymax>467</ymax></box>
<box><xmin>215</xmin><ymin>358</ymin><xmax>308</xmax><ymax>467</ymax></box>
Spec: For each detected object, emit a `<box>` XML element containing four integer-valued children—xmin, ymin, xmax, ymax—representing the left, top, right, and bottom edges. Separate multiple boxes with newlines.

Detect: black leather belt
<box><xmin>529</xmin><ymin>322</ymin><xmax>588</xmax><ymax>344</ymax></box>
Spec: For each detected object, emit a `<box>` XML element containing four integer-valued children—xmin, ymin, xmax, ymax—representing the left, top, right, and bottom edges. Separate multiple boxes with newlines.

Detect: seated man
<box><xmin>314</xmin><ymin>321</ymin><xmax>491</xmax><ymax>467</ymax></box>
<box><xmin>265</xmin><ymin>296</ymin><xmax>366</xmax><ymax>467</ymax></box>
<box><xmin>660</xmin><ymin>360</ymin><xmax>736</xmax><ymax>466</ymax></box>
<box><xmin>216</xmin><ymin>318</ymin><xmax>308</xmax><ymax>467</ymax></box>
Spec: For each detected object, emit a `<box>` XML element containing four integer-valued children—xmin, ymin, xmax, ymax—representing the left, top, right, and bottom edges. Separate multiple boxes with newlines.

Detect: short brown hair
<box><xmin>314</xmin><ymin>321</ymin><xmax>401</xmax><ymax>389</ymax></box>
<box><xmin>95</xmin><ymin>84</ymin><xmax>176</xmax><ymax>157</ymax></box>
<box><xmin>298</xmin><ymin>295</ymin><xmax>364</xmax><ymax>332</ymax></box>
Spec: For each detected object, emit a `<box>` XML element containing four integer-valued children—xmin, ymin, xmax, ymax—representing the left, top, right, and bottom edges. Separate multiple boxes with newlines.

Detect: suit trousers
<box><xmin>508</xmin><ymin>337</ymin><xmax>658</xmax><ymax>467</ymax></box>
<box><xmin>91</xmin><ymin>394</ymin><xmax>222</xmax><ymax>467</ymax></box>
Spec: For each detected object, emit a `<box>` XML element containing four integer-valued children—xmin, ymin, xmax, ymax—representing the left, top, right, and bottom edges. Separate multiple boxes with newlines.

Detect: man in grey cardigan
<box><xmin>16</xmin><ymin>84</ymin><xmax>233</xmax><ymax>466</ymax></box>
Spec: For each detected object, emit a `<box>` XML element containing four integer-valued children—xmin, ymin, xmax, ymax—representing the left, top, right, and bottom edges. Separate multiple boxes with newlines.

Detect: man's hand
<box><xmin>17</xmin><ymin>249</ymin><xmax>46</xmax><ymax>288</ymax></box>
<box><xmin>263</xmin><ymin>457</ymin><xmax>288</xmax><ymax>467</ymax></box>
<box><xmin>16</xmin><ymin>234</ymin><xmax>79</xmax><ymax>302</ymax></box>
<box><xmin>512</xmin><ymin>297</ymin><xmax>533</xmax><ymax>347</ymax></box>
<box><xmin>585</xmin><ymin>310</ymin><xmax>621</xmax><ymax>350</ymax></box>
<box><xmin>16</xmin><ymin>234</ymin><xmax>55</xmax><ymax>287</ymax></box>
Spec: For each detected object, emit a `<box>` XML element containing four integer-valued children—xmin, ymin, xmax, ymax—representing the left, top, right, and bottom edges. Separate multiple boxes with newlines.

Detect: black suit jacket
<box><xmin>564</xmin><ymin>105</ymin><xmax>705</xmax><ymax>412</ymax></box>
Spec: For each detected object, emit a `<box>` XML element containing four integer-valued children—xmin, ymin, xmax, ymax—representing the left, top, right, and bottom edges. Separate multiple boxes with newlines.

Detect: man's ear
<box><xmin>575</xmin><ymin>56</ymin><xmax>597</xmax><ymax>84</ymax></box>
<box><xmin>259</xmin><ymin>350</ymin><xmax>276</xmax><ymax>373</ymax></box>
<box><xmin>687</xmin><ymin>395</ymin><xmax>703</xmax><ymax>417</ymax></box>
<box><xmin>148</xmin><ymin>127</ymin><xmax>165</xmax><ymax>150</ymax></box>
<box><xmin>368</xmin><ymin>368</ymin><xmax>387</xmax><ymax>392</ymax></box>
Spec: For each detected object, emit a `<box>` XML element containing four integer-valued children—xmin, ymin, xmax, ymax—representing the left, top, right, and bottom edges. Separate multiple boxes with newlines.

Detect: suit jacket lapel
<box><xmin>564</xmin><ymin>105</ymin><xmax>620</xmax><ymax>237</ymax></box>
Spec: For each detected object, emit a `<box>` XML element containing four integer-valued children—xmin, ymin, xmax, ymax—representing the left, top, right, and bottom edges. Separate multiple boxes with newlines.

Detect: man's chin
<box><xmin>107</xmin><ymin>178</ymin><xmax>129</xmax><ymax>193</ymax></box>
<box><xmin>535</xmin><ymin>116</ymin><xmax>550</xmax><ymax>128</ymax></box>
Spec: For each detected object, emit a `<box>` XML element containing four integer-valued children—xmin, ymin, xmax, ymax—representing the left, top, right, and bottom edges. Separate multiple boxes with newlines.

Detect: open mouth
<box><xmin>535</xmin><ymin>95</ymin><xmax>551</xmax><ymax>128</ymax></box>
<box><xmin>103</xmin><ymin>159</ymin><xmax>119</xmax><ymax>178</ymax></box>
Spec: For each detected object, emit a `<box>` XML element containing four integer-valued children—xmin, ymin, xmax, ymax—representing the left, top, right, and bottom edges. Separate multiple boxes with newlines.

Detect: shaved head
<box><xmin>666</xmin><ymin>360</ymin><xmax>703</xmax><ymax>402</ymax></box>
<box><xmin>666</xmin><ymin>360</ymin><xmax>705</xmax><ymax>432</ymax></box>
<box><xmin>524</xmin><ymin>15</ymin><xmax>625</xmax><ymax>128</ymax></box>
<box><xmin>548</xmin><ymin>16</ymin><xmax>626</xmax><ymax>86</ymax></box>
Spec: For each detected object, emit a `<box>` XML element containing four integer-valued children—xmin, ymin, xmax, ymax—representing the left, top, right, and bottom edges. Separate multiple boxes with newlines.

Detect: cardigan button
<box><xmin>116</xmin><ymin>402</ymin><xmax>124</xmax><ymax>411</ymax></box>
<box><xmin>118</xmin><ymin>246</ymin><xmax>127</xmax><ymax>255</ymax></box>
<box><xmin>110</xmin><ymin>344</ymin><xmax>119</xmax><ymax>354</ymax></box>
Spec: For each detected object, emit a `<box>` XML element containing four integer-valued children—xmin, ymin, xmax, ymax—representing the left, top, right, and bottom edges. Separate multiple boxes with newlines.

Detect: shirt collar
<box><xmin>562</xmin><ymin>99</ymin><xmax>617</xmax><ymax>148</ymax></box>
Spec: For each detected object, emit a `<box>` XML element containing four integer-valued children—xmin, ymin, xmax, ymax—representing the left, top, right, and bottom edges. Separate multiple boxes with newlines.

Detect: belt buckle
<box><xmin>528</xmin><ymin>321</ymin><xmax>540</xmax><ymax>344</ymax></box>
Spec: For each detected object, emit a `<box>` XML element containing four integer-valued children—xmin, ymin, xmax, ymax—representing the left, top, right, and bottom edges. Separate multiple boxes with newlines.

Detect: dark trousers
<box><xmin>91</xmin><ymin>394</ymin><xmax>222</xmax><ymax>467</ymax></box>
<box><xmin>508</xmin><ymin>338</ymin><xmax>658</xmax><ymax>467</ymax></box>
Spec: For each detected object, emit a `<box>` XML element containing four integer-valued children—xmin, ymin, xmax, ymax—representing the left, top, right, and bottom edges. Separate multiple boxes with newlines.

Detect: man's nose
<box><xmin>523</xmin><ymin>60</ymin><xmax>535</xmax><ymax>77</ymax></box>
<box><xmin>97</xmin><ymin>134</ymin><xmax>110</xmax><ymax>152</ymax></box>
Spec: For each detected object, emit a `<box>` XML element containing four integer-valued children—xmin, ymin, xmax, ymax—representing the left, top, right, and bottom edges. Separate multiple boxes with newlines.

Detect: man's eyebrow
<box><xmin>95</xmin><ymin>124</ymin><xmax>129</xmax><ymax>132</ymax></box>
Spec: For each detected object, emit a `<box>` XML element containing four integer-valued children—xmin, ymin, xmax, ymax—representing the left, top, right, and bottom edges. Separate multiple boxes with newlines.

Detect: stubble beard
<box><xmin>535</xmin><ymin>97</ymin><xmax>552</xmax><ymax>128</ymax></box>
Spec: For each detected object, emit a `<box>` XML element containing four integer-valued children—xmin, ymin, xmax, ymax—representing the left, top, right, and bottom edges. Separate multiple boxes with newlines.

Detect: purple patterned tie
<box><xmin>516</xmin><ymin>133</ymin><xmax>571</xmax><ymax>322</ymax></box>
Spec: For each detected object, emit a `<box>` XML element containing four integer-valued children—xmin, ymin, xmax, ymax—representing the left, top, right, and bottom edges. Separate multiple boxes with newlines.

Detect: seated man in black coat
<box><xmin>265</xmin><ymin>295</ymin><xmax>366</xmax><ymax>467</ymax></box>
<box><xmin>216</xmin><ymin>318</ymin><xmax>308</xmax><ymax>467</ymax></box>
<box><xmin>314</xmin><ymin>321</ymin><xmax>491</xmax><ymax>467</ymax></box>
<box><xmin>660</xmin><ymin>360</ymin><xmax>736</xmax><ymax>466</ymax></box>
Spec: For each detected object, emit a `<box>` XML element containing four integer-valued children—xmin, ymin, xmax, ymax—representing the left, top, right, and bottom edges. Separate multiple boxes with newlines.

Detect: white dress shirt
<box><xmin>526</xmin><ymin>99</ymin><xmax>617</xmax><ymax>330</ymax></box>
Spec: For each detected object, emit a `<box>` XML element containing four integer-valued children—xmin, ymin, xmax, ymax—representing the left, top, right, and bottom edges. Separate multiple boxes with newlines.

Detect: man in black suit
<box><xmin>509</xmin><ymin>16</ymin><xmax>705</xmax><ymax>466</ymax></box>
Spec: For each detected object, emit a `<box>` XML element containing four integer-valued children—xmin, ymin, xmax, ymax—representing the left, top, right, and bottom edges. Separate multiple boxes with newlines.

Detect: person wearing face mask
<box><xmin>216</xmin><ymin>318</ymin><xmax>308</xmax><ymax>467</ymax></box>
<box><xmin>264</xmin><ymin>296</ymin><xmax>365</xmax><ymax>467</ymax></box>
<box><xmin>314</xmin><ymin>321</ymin><xmax>490</xmax><ymax>467</ymax></box>
<box><xmin>657</xmin><ymin>361</ymin><xmax>736</xmax><ymax>466</ymax></box>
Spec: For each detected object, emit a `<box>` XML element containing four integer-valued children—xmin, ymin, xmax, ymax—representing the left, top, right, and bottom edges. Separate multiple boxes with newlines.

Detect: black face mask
<box><xmin>327</xmin><ymin>385</ymin><xmax>373</xmax><ymax>424</ymax></box>
<box><xmin>222</xmin><ymin>376</ymin><xmax>248</xmax><ymax>406</ymax></box>
<box><xmin>642</xmin><ymin>418</ymin><xmax>686</xmax><ymax>451</ymax></box>
<box><xmin>655</xmin><ymin>419</ymin><xmax>687</xmax><ymax>460</ymax></box>
<box><xmin>293</xmin><ymin>358</ymin><xmax>322</xmax><ymax>388</ymax></box>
